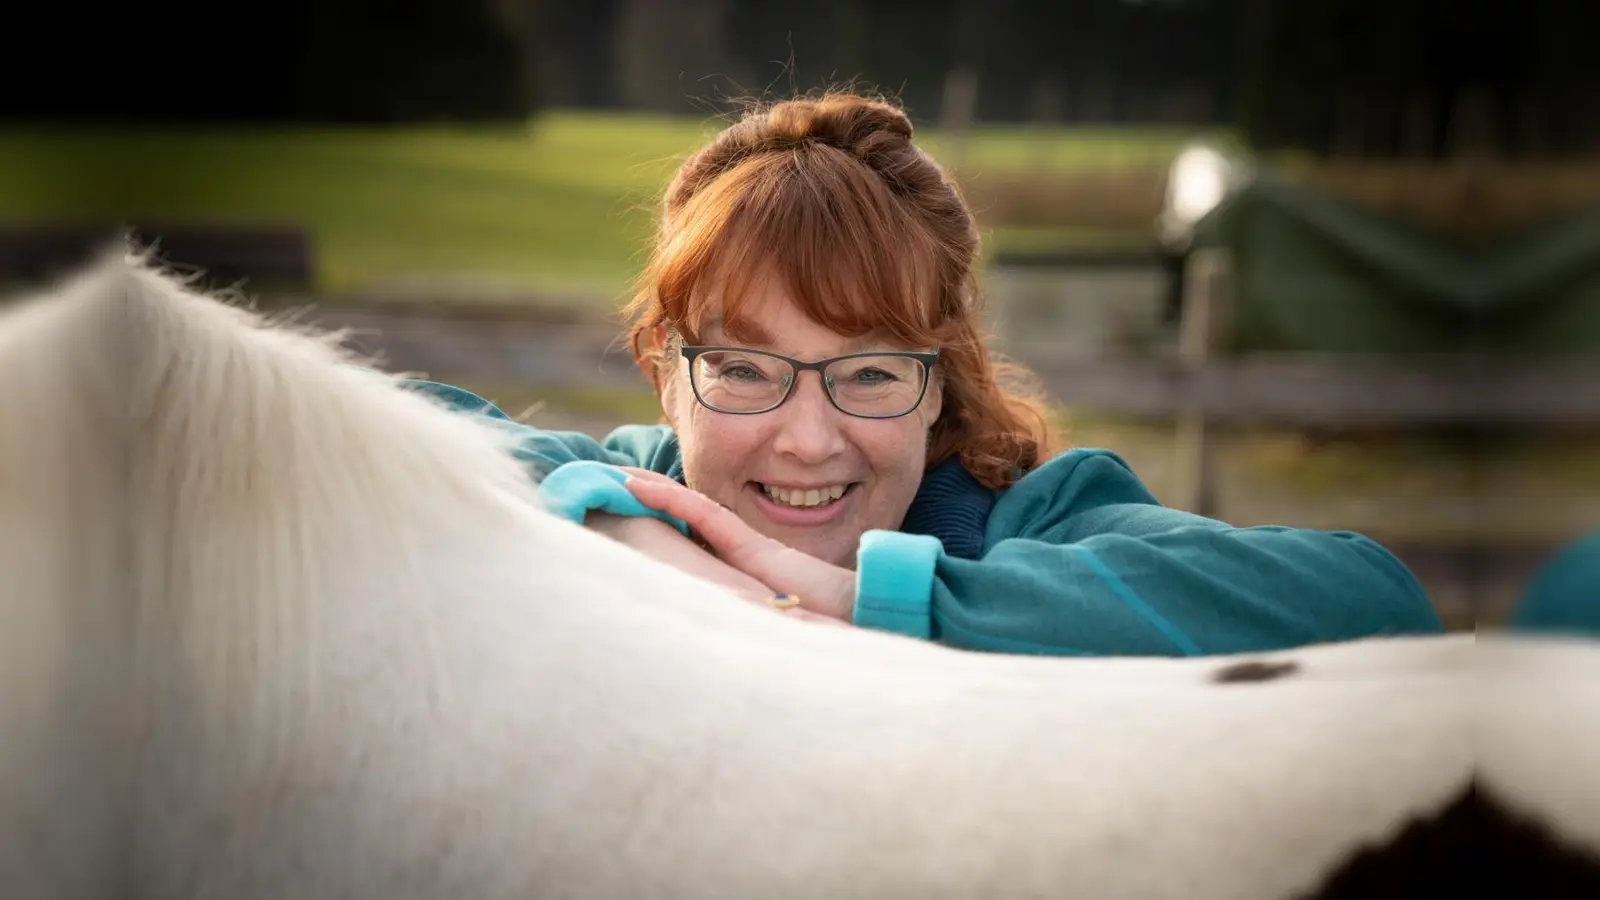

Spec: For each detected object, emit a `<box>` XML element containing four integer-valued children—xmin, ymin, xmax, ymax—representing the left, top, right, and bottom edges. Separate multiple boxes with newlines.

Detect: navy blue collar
<box><xmin>898</xmin><ymin>456</ymin><xmax>998</xmax><ymax>560</ymax></box>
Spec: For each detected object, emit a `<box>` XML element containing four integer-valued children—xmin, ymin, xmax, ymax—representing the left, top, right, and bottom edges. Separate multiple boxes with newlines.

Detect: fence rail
<box><xmin>309</xmin><ymin>304</ymin><xmax>1600</xmax><ymax>430</ymax></box>
<box><xmin>1028</xmin><ymin>355</ymin><xmax>1600</xmax><ymax>427</ymax></box>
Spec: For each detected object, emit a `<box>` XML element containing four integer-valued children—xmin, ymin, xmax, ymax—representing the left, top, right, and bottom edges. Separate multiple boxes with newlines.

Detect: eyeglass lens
<box><xmin>689</xmin><ymin>349</ymin><xmax>927</xmax><ymax>417</ymax></box>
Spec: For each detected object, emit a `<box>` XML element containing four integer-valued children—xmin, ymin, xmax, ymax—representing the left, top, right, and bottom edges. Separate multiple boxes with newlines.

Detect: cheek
<box><xmin>856</xmin><ymin>423</ymin><xmax>929</xmax><ymax>487</ymax></box>
<box><xmin>678</xmin><ymin>409</ymin><xmax>768</xmax><ymax>488</ymax></box>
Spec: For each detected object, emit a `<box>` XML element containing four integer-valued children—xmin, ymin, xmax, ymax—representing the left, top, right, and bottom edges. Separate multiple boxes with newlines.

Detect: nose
<box><xmin>769</xmin><ymin>371</ymin><xmax>849</xmax><ymax>463</ymax></box>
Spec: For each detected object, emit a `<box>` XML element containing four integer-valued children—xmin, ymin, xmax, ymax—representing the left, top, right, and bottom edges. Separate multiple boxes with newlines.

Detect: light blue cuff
<box><xmin>852</xmin><ymin>530</ymin><xmax>944</xmax><ymax>639</ymax></box>
<box><xmin>538</xmin><ymin>461</ymin><xmax>691</xmax><ymax>536</ymax></box>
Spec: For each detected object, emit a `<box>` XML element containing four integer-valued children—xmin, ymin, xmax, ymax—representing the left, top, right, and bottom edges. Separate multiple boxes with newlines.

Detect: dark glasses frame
<box><xmin>679</xmin><ymin>345</ymin><xmax>941</xmax><ymax>419</ymax></box>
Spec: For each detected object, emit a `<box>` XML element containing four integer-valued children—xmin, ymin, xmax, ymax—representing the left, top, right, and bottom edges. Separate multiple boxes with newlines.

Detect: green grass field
<box><xmin>0</xmin><ymin>111</ymin><xmax>1215</xmax><ymax>298</ymax></box>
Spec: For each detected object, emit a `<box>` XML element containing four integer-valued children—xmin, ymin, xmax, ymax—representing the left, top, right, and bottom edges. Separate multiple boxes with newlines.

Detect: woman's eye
<box><xmin>854</xmin><ymin>368</ymin><xmax>896</xmax><ymax>383</ymax></box>
<box><xmin>721</xmin><ymin>364</ymin><xmax>763</xmax><ymax>381</ymax></box>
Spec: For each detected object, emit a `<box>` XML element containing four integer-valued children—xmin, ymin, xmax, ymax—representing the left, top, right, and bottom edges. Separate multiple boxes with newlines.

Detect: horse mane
<box><xmin>106</xmin><ymin>245</ymin><xmax>563</xmax><ymax>818</ymax></box>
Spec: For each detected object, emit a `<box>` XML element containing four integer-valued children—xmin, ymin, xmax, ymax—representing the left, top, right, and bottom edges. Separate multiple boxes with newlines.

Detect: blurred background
<box><xmin>2</xmin><ymin>0</ymin><xmax>1597</xmax><ymax>629</ymax></box>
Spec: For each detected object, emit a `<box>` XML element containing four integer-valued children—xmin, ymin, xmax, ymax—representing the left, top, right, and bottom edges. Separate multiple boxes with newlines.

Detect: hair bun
<box><xmin>664</xmin><ymin>93</ymin><xmax>922</xmax><ymax>214</ymax></box>
<box><xmin>765</xmin><ymin>94</ymin><xmax>914</xmax><ymax>161</ymax></box>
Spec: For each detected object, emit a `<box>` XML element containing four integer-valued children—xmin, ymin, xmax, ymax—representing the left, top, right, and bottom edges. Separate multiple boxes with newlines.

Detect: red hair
<box><xmin>622</xmin><ymin>91</ymin><xmax>1064</xmax><ymax>489</ymax></box>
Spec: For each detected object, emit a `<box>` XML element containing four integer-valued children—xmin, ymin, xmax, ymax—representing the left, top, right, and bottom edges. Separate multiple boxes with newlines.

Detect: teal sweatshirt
<box><xmin>1508</xmin><ymin>533</ymin><xmax>1600</xmax><ymax>637</ymax></box>
<box><xmin>407</xmin><ymin>380</ymin><xmax>1444</xmax><ymax>657</ymax></box>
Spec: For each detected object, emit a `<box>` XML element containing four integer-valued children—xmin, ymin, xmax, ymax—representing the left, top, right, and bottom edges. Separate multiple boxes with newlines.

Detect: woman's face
<box><xmin>662</xmin><ymin>277</ymin><xmax>942</xmax><ymax>570</ymax></box>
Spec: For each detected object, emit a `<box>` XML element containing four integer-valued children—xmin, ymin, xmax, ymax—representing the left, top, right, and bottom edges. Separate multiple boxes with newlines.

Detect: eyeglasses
<box><xmin>679</xmin><ymin>345</ymin><xmax>940</xmax><ymax>419</ymax></box>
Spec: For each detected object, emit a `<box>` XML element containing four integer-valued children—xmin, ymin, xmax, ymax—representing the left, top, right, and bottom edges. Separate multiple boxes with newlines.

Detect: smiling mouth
<box><xmin>755</xmin><ymin>482</ymin><xmax>855</xmax><ymax>509</ymax></box>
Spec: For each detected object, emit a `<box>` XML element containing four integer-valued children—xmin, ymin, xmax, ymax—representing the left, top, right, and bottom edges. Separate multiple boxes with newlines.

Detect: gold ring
<box><xmin>769</xmin><ymin>594</ymin><xmax>801</xmax><ymax>610</ymax></box>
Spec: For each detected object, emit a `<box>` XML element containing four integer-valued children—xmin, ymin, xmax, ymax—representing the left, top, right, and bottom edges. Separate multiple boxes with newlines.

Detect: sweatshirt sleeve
<box><xmin>1507</xmin><ymin>532</ymin><xmax>1600</xmax><ymax>638</ymax></box>
<box><xmin>400</xmin><ymin>379</ymin><xmax>688</xmax><ymax>533</ymax></box>
<box><xmin>851</xmin><ymin>450</ymin><xmax>1445</xmax><ymax>657</ymax></box>
<box><xmin>400</xmin><ymin>380</ymin><xmax>681</xmax><ymax>476</ymax></box>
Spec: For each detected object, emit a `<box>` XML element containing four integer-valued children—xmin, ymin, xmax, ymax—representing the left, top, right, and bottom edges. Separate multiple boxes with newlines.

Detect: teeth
<box><xmin>762</xmin><ymin>483</ymin><xmax>848</xmax><ymax>508</ymax></box>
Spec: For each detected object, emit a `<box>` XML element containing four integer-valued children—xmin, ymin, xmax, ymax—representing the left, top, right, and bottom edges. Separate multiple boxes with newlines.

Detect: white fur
<box><xmin>0</xmin><ymin>249</ymin><xmax>1592</xmax><ymax>899</ymax></box>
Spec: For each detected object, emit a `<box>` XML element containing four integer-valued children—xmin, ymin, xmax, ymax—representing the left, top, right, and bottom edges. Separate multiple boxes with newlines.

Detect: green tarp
<box><xmin>1190</xmin><ymin>170</ymin><xmax>1600</xmax><ymax>358</ymax></box>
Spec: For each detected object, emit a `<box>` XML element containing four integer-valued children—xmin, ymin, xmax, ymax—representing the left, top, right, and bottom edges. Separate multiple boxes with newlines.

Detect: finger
<box><xmin>613</xmin><ymin>466</ymin><xmax>674</xmax><ymax>484</ymax></box>
<box><xmin>623</xmin><ymin>477</ymin><xmax>778</xmax><ymax>564</ymax></box>
<box><xmin>617</xmin><ymin>476</ymin><xmax>683</xmax><ymax>517</ymax></box>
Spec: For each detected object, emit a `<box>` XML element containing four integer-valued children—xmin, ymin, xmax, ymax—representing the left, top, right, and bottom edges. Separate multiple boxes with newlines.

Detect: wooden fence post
<box><xmin>1171</xmin><ymin>247</ymin><xmax>1232</xmax><ymax>518</ymax></box>
<box><xmin>938</xmin><ymin>67</ymin><xmax>979</xmax><ymax>172</ymax></box>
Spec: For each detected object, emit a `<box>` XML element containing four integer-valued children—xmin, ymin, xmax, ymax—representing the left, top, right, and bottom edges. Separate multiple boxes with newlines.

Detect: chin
<box><xmin>798</xmin><ymin>535</ymin><xmax>862</xmax><ymax>570</ymax></box>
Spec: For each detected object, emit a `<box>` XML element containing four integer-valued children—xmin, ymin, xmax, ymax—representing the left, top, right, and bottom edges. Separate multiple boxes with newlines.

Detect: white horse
<box><xmin>0</xmin><ymin>248</ymin><xmax>1595</xmax><ymax>900</ymax></box>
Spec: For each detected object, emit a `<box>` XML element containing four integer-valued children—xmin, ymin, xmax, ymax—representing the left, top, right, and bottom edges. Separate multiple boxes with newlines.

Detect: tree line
<box><xmin>4</xmin><ymin>0</ymin><xmax>1591</xmax><ymax>160</ymax></box>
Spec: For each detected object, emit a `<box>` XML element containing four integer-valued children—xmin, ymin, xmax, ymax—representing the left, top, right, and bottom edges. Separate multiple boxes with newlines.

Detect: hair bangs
<box><xmin>656</xmin><ymin>147</ymin><xmax>948</xmax><ymax>351</ymax></box>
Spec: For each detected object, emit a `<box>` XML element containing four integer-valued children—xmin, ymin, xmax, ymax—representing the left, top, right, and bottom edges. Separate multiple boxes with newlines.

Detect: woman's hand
<box><xmin>585</xmin><ymin>512</ymin><xmax>772</xmax><ymax>601</ymax></box>
<box><xmin>585</xmin><ymin>512</ymin><xmax>848</xmax><ymax>627</ymax></box>
<box><xmin>616</xmin><ymin>468</ymin><xmax>858</xmax><ymax>623</ymax></box>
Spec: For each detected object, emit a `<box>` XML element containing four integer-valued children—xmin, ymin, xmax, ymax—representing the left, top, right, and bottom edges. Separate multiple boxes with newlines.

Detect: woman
<box><xmin>407</xmin><ymin>91</ymin><xmax>1443</xmax><ymax>657</ymax></box>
